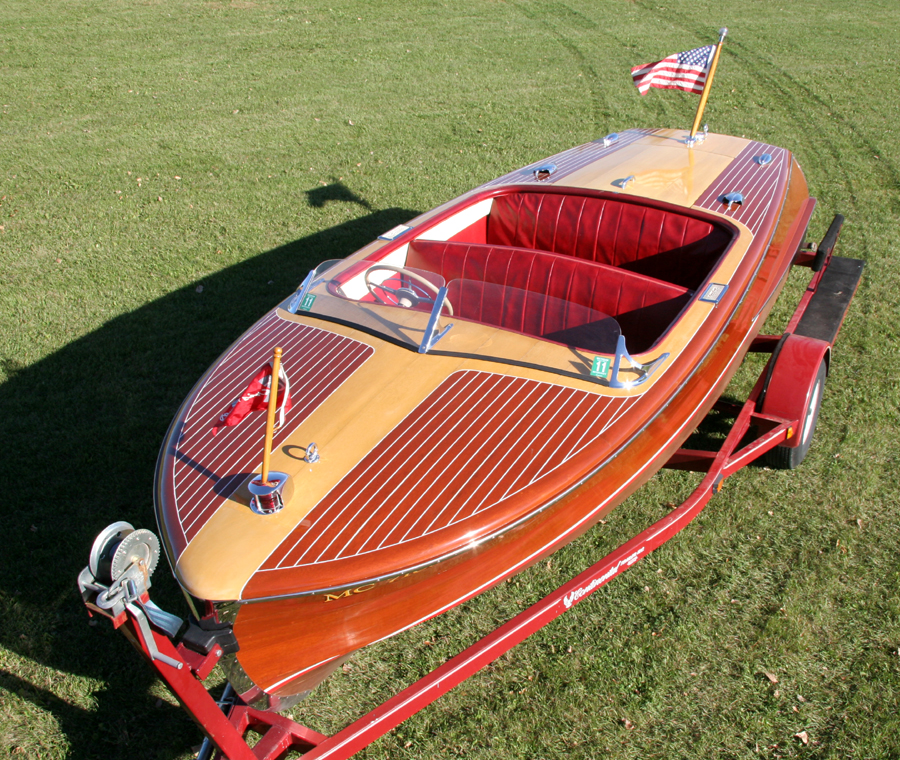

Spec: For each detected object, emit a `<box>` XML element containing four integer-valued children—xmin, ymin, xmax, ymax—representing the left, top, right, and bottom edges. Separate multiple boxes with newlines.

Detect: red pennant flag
<box><xmin>211</xmin><ymin>361</ymin><xmax>292</xmax><ymax>436</ymax></box>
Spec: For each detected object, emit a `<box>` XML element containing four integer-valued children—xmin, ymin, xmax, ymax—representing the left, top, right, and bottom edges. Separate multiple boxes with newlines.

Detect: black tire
<box><xmin>764</xmin><ymin>359</ymin><xmax>827</xmax><ymax>470</ymax></box>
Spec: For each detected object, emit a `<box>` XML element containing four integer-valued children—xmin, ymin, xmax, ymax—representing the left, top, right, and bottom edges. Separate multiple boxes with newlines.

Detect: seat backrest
<box><xmin>445</xmin><ymin>279</ymin><xmax>621</xmax><ymax>354</ymax></box>
<box><xmin>486</xmin><ymin>192</ymin><xmax>730</xmax><ymax>291</ymax></box>
<box><xmin>406</xmin><ymin>240</ymin><xmax>691</xmax><ymax>352</ymax></box>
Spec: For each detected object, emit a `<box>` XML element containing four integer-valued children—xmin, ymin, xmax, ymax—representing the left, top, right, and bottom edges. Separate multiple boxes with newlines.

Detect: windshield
<box><xmin>284</xmin><ymin>258</ymin><xmax>667</xmax><ymax>386</ymax></box>
<box><xmin>288</xmin><ymin>259</ymin><xmax>452</xmax><ymax>352</ymax></box>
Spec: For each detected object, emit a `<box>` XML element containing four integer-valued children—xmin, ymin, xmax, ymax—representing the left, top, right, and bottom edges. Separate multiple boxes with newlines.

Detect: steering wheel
<box><xmin>364</xmin><ymin>264</ymin><xmax>454</xmax><ymax>316</ymax></box>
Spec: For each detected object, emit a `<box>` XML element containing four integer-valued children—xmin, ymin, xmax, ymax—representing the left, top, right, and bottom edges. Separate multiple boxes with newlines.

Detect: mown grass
<box><xmin>1</xmin><ymin>1</ymin><xmax>898</xmax><ymax>758</ymax></box>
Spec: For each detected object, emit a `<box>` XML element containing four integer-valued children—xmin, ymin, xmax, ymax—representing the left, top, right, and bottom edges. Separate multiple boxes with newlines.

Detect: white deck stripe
<box><xmin>264</xmin><ymin>313</ymin><xmax>763</xmax><ymax>696</ymax></box>
<box><xmin>326</xmin><ymin>373</ymin><xmax>516</xmax><ymax>559</ymax></box>
<box><xmin>180</xmin><ymin>338</ymin><xmax>367</xmax><ymax>533</ymax></box>
<box><xmin>269</xmin><ymin>372</ymin><xmax>638</xmax><ymax>568</ymax></box>
<box><xmin>412</xmin><ymin>381</ymin><xmax>557</xmax><ymax>537</ymax></box>
<box><xmin>281</xmin><ymin>372</ymin><xmax>480</xmax><ymax>566</ymax></box>
<box><xmin>268</xmin><ymin>373</ymin><xmax>475</xmax><ymax>567</ymax></box>
<box><xmin>359</xmin><ymin>375</ymin><xmax>532</xmax><ymax>552</ymax></box>
<box><xmin>177</xmin><ymin>328</ymin><xmax>345</xmax><ymax>526</ymax></box>
<box><xmin>171</xmin><ymin>314</ymin><xmax>373</xmax><ymax>539</ymax></box>
<box><xmin>446</xmin><ymin>384</ymin><xmax>570</xmax><ymax>524</ymax></box>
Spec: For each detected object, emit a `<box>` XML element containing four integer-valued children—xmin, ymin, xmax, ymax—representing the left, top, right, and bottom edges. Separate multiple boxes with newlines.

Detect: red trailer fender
<box><xmin>758</xmin><ymin>333</ymin><xmax>830</xmax><ymax>456</ymax></box>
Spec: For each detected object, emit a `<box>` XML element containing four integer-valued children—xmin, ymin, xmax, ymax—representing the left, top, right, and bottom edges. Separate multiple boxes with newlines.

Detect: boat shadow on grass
<box><xmin>0</xmin><ymin>206</ymin><xmax>417</xmax><ymax>760</ymax></box>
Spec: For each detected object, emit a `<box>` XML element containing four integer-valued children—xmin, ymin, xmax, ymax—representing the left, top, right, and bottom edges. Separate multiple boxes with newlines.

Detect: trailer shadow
<box><xmin>0</xmin><ymin>206</ymin><xmax>417</xmax><ymax>759</ymax></box>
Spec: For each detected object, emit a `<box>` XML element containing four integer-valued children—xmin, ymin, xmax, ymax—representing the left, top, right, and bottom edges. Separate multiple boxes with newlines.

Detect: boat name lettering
<box><xmin>323</xmin><ymin>583</ymin><xmax>375</xmax><ymax>602</ymax></box>
<box><xmin>562</xmin><ymin>547</ymin><xmax>645</xmax><ymax>609</ymax></box>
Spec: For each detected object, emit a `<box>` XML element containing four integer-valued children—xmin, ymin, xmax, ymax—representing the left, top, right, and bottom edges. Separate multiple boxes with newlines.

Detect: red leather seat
<box><xmin>486</xmin><ymin>192</ymin><xmax>730</xmax><ymax>291</ymax></box>
<box><xmin>407</xmin><ymin>240</ymin><xmax>691</xmax><ymax>353</ymax></box>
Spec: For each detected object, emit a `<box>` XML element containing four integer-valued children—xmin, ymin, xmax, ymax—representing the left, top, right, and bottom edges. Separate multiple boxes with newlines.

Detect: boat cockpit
<box><xmin>285</xmin><ymin>186</ymin><xmax>738</xmax><ymax>386</ymax></box>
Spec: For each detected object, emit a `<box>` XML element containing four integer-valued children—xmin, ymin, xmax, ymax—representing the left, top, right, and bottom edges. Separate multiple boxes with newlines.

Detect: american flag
<box><xmin>631</xmin><ymin>45</ymin><xmax>715</xmax><ymax>96</ymax></box>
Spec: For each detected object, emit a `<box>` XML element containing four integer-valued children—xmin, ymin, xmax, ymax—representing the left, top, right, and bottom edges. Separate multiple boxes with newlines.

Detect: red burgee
<box><xmin>211</xmin><ymin>361</ymin><xmax>292</xmax><ymax>436</ymax></box>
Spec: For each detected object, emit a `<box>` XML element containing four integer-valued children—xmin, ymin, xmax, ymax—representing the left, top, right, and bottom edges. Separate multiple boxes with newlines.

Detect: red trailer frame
<box><xmin>79</xmin><ymin>225</ymin><xmax>862</xmax><ymax>760</ymax></box>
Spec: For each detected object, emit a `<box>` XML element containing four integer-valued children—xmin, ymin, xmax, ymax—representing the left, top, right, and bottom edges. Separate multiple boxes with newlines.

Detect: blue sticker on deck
<box><xmin>699</xmin><ymin>283</ymin><xmax>728</xmax><ymax>304</ymax></box>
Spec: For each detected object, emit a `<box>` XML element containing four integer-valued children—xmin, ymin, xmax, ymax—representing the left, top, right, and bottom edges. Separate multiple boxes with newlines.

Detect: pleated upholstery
<box><xmin>407</xmin><ymin>241</ymin><xmax>690</xmax><ymax>352</ymax></box>
<box><xmin>486</xmin><ymin>192</ymin><xmax>729</xmax><ymax>291</ymax></box>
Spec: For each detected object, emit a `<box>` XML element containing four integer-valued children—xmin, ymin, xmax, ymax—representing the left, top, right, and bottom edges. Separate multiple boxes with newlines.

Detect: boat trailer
<box><xmin>78</xmin><ymin>218</ymin><xmax>862</xmax><ymax>760</ymax></box>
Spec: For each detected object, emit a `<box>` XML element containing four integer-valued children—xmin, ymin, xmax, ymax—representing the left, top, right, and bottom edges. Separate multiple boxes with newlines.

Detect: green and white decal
<box><xmin>591</xmin><ymin>356</ymin><xmax>611</xmax><ymax>379</ymax></box>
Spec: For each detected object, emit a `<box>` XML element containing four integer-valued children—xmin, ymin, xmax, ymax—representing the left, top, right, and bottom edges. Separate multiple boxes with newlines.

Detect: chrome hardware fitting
<box><xmin>378</xmin><ymin>224</ymin><xmax>412</xmax><ymax>241</ymax></box>
<box><xmin>418</xmin><ymin>285</ymin><xmax>453</xmax><ymax>353</ymax></box>
<box><xmin>288</xmin><ymin>269</ymin><xmax>316</xmax><ymax>314</ymax></box>
<box><xmin>613</xmin><ymin>175</ymin><xmax>636</xmax><ymax>189</ymax></box>
<box><xmin>755</xmin><ymin>153</ymin><xmax>773</xmax><ymax>166</ymax></box>
<box><xmin>249</xmin><ymin>472</ymin><xmax>290</xmax><ymax>515</ymax></box>
<box><xmin>699</xmin><ymin>282</ymin><xmax>729</xmax><ymax>304</ymax></box>
<box><xmin>603</xmin><ymin>133</ymin><xmax>619</xmax><ymax>147</ymax></box>
<box><xmin>288</xmin><ymin>260</ymin><xmax>340</xmax><ymax>313</ymax></box>
<box><xmin>685</xmin><ymin>124</ymin><xmax>709</xmax><ymax>147</ymax></box>
<box><xmin>533</xmin><ymin>164</ymin><xmax>556</xmax><ymax>181</ymax></box>
<box><xmin>723</xmin><ymin>191</ymin><xmax>744</xmax><ymax>210</ymax></box>
<box><xmin>608</xmin><ymin>334</ymin><xmax>670</xmax><ymax>390</ymax></box>
<box><xmin>305</xmin><ymin>442</ymin><xmax>320</xmax><ymax>464</ymax></box>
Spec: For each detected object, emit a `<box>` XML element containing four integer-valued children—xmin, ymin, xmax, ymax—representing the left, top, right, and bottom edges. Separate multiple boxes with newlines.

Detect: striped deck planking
<box><xmin>694</xmin><ymin>141</ymin><xmax>789</xmax><ymax>234</ymax></box>
<box><xmin>259</xmin><ymin>370</ymin><xmax>637</xmax><ymax>571</ymax></box>
<box><xmin>170</xmin><ymin>312</ymin><xmax>374</xmax><ymax>544</ymax></box>
<box><xmin>480</xmin><ymin>129</ymin><xmax>658</xmax><ymax>188</ymax></box>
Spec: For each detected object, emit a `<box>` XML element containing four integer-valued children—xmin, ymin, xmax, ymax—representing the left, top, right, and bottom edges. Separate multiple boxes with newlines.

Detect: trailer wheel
<box><xmin>764</xmin><ymin>358</ymin><xmax>827</xmax><ymax>470</ymax></box>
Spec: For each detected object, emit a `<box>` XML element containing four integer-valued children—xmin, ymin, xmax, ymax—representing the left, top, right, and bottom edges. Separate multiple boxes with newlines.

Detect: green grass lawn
<box><xmin>1</xmin><ymin>0</ymin><xmax>898</xmax><ymax>758</ymax></box>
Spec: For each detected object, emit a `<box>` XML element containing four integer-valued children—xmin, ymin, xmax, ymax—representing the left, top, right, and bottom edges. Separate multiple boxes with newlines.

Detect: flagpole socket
<box><xmin>249</xmin><ymin>472</ymin><xmax>290</xmax><ymax>515</ymax></box>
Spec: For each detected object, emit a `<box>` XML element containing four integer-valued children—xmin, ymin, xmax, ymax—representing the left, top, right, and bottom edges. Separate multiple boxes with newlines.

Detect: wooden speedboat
<box><xmin>154</xmin><ymin>127</ymin><xmax>817</xmax><ymax>709</ymax></box>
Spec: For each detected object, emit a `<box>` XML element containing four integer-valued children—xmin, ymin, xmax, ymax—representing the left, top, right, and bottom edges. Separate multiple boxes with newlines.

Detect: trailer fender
<box><xmin>758</xmin><ymin>334</ymin><xmax>830</xmax><ymax>467</ymax></box>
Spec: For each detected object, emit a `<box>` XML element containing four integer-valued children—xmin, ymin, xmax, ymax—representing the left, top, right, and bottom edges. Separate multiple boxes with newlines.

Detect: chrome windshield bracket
<box><xmin>608</xmin><ymin>334</ymin><xmax>670</xmax><ymax>389</ymax></box>
<box><xmin>288</xmin><ymin>269</ymin><xmax>316</xmax><ymax>314</ymax></box>
<box><xmin>418</xmin><ymin>286</ymin><xmax>453</xmax><ymax>353</ymax></box>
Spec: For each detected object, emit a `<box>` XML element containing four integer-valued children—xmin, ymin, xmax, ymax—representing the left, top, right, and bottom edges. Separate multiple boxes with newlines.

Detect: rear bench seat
<box><xmin>406</xmin><ymin>240</ymin><xmax>691</xmax><ymax>353</ymax></box>
<box><xmin>486</xmin><ymin>192</ymin><xmax>731</xmax><ymax>292</ymax></box>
